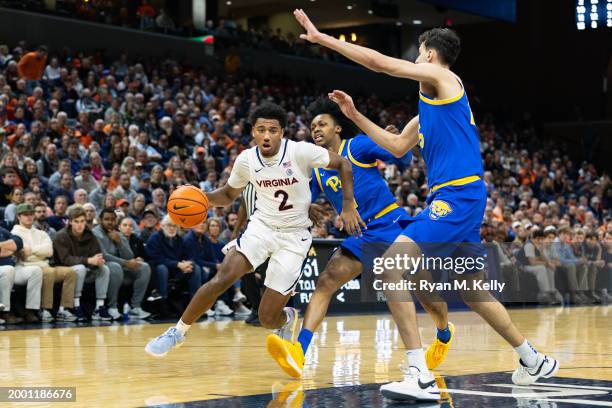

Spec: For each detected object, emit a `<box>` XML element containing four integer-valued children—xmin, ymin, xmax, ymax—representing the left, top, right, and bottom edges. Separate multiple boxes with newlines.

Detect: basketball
<box><xmin>167</xmin><ymin>185</ymin><xmax>209</xmax><ymax>228</ymax></box>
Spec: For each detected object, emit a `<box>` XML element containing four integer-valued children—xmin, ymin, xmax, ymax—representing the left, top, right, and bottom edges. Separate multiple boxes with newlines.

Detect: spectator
<box><xmin>0</xmin><ymin>224</ymin><xmax>40</xmax><ymax>324</ymax></box>
<box><xmin>4</xmin><ymin>187</ymin><xmax>24</xmax><ymax>225</ymax></box>
<box><xmin>33</xmin><ymin>202</ymin><xmax>56</xmax><ymax>240</ymax></box>
<box><xmin>519</xmin><ymin>229</ymin><xmax>563</xmax><ymax>304</ymax></box>
<box><xmin>83</xmin><ymin>202</ymin><xmax>97</xmax><ymax>229</ymax></box>
<box><xmin>89</xmin><ymin>173</ymin><xmax>111</xmax><ymax>210</ymax></box>
<box><xmin>47</xmin><ymin>195</ymin><xmax>69</xmax><ymax>231</ymax></box>
<box><xmin>146</xmin><ymin>215</ymin><xmax>204</xmax><ymax>317</ymax></box>
<box><xmin>93</xmin><ymin>208</ymin><xmax>151</xmax><ymax>319</ymax></box>
<box><xmin>139</xmin><ymin>206</ymin><xmax>159</xmax><ymax>242</ymax></box>
<box><xmin>16</xmin><ymin>45</ymin><xmax>47</xmax><ymax>93</ymax></box>
<box><xmin>113</xmin><ymin>172</ymin><xmax>138</xmax><ymax>203</ymax></box>
<box><xmin>53</xmin><ymin>206</ymin><xmax>114</xmax><ymax>321</ymax></box>
<box><xmin>75</xmin><ymin>164</ymin><xmax>99</xmax><ymax>193</ymax></box>
<box><xmin>0</xmin><ymin>167</ymin><xmax>17</xmax><ymax>207</ymax></box>
<box><xmin>119</xmin><ymin>216</ymin><xmax>147</xmax><ymax>260</ymax></box>
<box><xmin>554</xmin><ymin>227</ymin><xmax>590</xmax><ymax>303</ymax></box>
<box><xmin>12</xmin><ymin>203</ymin><xmax>78</xmax><ymax>322</ymax></box>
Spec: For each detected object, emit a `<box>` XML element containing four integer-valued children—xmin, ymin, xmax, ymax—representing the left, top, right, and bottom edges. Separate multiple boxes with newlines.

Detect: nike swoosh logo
<box><xmin>418</xmin><ymin>378</ymin><xmax>437</xmax><ymax>389</ymax></box>
<box><xmin>173</xmin><ymin>203</ymin><xmax>191</xmax><ymax>210</ymax></box>
<box><xmin>393</xmin><ymin>216</ymin><xmax>401</xmax><ymax>223</ymax></box>
<box><xmin>255</xmin><ymin>168</ymin><xmax>263</xmax><ymax>173</ymax></box>
<box><xmin>301</xmin><ymin>238</ymin><xmax>309</xmax><ymax>241</ymax></box>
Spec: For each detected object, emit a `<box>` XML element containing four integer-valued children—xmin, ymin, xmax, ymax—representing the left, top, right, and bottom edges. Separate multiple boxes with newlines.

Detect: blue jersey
<box><xmin>311</xmin><ymin>133</ymin><xmax>412</xmax><ymax>223</ymax></box>
<box><xmin>418</xmin><ymin>84</ymin><xmax>483</xmax><ymax>189</ymax></box>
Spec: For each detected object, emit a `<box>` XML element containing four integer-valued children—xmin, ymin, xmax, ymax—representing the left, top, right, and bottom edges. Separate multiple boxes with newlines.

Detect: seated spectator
<box><xmin>53</xmin><ymin>206</ymin><xmax>114</xmax><ymax>321</ymax></box>
<box><xmin>12</xmin><ymin>203</ymin><xmax>78</xmax><ymax>322</ymax></box>
<box><xmin>519</xmin><ymin>229</ymin><xmax>563</xmax><ymax>304</ymax></box>
<box><xmin>146</xmin><ymin>215</ymin><xmax>204</xmax><ymax>317</ymax></box>
<box><xmin>113</xmin><ymin>172</ymin><xmax>138</xmax><ymax>203</ymax></box>
<box><xmin>48</xmin><ymin>159</ymin><xmax>71</xmax><ymax>189</ymax></box>
<box><xmin>128</xmin><ymin>194</ymin><xmax>147</xmax><ymax>224</ymax></box>
<box><xmin>93</xmin><ymin>208</ymin><xmax>151</xmax><ymax>319</ymax></box>
<box><xmin>33</xmin><ymin>202</ymin><xmax>56</xmax><ymax>240</ymax></box>
<box><xmin>47</xmin><ymin>195</ymin><xmax>69</xmax><ymax>231</ymax></box>
<box><xmin>119</xmin><ymin>216</ymin><xmax>147</xmax><ymax>260</ymax></box>
<box><xmin>89</xmin><ymin>173</ymin><xmax>110</xmax><ymax>210</ymax></box>
<box><xmin>0</xmin><ymin>167</ymin><xmax>18</xmax><ymax>207</ymax></box>
<box><xmin>139</xmin><ymin>206</ymin><xmax>159</xmax><ymax>242</ymax></box>
<box><xmin>0</xmin><ymin>225</ymin><xmax>40</xmax><ymax>324</ymax></box>
<box><xmin>83</xmin><ymin>203</ymin><xmax>97</xmax><ymax>229</ymax></box>
<box><xmin>75</xmin><ymin>164</ymin><xmax>98</xmax><ymax>193</ymax></box>
<box><xmin>4</xmin><ymin>186</ymin><xmax>24</xmax><ymax>225</ymax></box>
<box><xmin>52</xmin><ymin>173</ymin><xmax>76</xmax><ymax>205</ymax></box>
<box><xmin>73</xmin><ymin>189</ymin><xmax>88</xmax><ymax>207</ymax></box>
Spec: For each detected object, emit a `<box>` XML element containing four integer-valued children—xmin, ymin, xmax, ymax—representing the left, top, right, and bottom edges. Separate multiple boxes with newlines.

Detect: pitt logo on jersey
<box><xmin>429</xmin><ymin>200</ymin><xmax>452</xmax><ymax>220</ymax></box>
<box><xmin>256</xmin><ymin>177</ymin><xmax>299</xmax><ymax>188</ymax></box>
<box><xmin>326</xmin><ymin>175</ymin><xmax>341</xmax><ymax>193</ymax></box>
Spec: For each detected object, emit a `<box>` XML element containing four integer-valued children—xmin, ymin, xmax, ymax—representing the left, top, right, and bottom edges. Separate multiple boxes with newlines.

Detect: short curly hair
<box><xmin>418</xmin><ymin>28</ymin><xmax>461</xmax><ymax>66</ymax></box>
<box><xmin>307</xmin><ymin>97</ymin><xmax>359</xmax><ymax>139</ymax></box>
<box><xmin>249</xmin><ymin>102</ymin><xmax>287</xmax><ymax>128</ymax></box>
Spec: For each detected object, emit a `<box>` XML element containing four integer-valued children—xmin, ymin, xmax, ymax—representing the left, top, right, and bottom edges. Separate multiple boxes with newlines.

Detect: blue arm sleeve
<box><xmin>351</xmin><ymin>135</ymin><xmax>413</xmax><ymax>169</ymax></box>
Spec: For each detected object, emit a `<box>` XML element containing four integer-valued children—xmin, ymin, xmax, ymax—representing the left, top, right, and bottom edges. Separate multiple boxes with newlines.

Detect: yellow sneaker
<box><xmin>426</xmin><ymin>322</ymin><xmax>455</xmax><ymax>370</ymax></box>
<box><xmin>266</xmin><ymin>334</ymin><xmax>305</xmax><ymax>378</ymax></box>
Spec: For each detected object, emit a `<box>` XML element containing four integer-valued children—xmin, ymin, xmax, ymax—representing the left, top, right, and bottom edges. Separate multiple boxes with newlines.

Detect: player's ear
<box><xmin>335</xmin><ymin>125</ymin><xmax>342</xmax><ymax>135</ymax></box>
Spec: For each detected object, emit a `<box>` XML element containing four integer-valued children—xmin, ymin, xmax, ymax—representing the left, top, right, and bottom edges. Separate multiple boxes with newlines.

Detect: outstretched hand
<box><xmin>293</xmin><ymin>9</ymin><xmax>322</xmax><ymax>43</ymax></box>
<box><xmin>328</xmin><ymin>90</ymin><xmax>358</xmax><ymax>120</ymax></box>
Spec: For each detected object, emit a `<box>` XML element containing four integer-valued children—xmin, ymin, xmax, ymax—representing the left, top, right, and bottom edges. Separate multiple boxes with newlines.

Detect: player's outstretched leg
<box><xmin>457</xmin><ymin>272</ymin><xmax>559</xmax><ymax>385</ymax></box>
<box><xmin>145</xmin><ymin>248</ymin><xmax>252</xmax><ymax>357</ymax></box>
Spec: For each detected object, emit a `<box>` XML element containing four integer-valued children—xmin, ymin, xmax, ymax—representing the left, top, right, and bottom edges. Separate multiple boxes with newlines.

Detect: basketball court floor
<box><xmin>1</xmin><ymin>306</ymin><xmax>610</xmax><ymax>407</ymax></box>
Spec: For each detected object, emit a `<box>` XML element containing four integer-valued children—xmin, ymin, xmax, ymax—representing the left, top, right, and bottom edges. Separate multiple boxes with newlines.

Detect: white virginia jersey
<box><xmin>228</xmin><ymin>139</ymin><xmax>330</xmax><ymax>229</ymax></box>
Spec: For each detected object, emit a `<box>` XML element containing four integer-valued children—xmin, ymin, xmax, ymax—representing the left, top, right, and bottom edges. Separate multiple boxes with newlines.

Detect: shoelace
<box><xmin>398</xmin><ymin>363</ymin><xmax>420</xmax><ymax>380</ymax></box>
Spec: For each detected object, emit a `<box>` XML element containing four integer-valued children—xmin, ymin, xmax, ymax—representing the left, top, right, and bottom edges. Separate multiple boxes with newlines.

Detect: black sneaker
<box><xmin>74</xmin><ymin>306</ymin><xmax>89</xmax><ymax>322</ymax></box>
<box><xmin>245</xmin><ymin>311</ymin><xmax>261</xmax><ymax>326</ymax></box>
<box><xmin>147</xmin><ymin>289</ymin><xmax>163</xmax><ymax>302</ymax></box>
<box><xmin>92</xmin><ymin>306</ymin><xmax>112</xmax><ymax>321</ymax></box>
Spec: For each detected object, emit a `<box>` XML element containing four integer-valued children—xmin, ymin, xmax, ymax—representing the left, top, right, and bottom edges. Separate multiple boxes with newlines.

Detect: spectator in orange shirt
<box><xmin>17</xmin><ymin>46</ymin><xmax>47</xmax><ymax>94</ymax></box>
<box><xmin>137</xmin><ymin>0</ymin><xmax>157</xmax><ymax>29</ymax></box>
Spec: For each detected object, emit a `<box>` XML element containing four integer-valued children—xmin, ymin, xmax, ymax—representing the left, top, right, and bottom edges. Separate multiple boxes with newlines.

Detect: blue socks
<box><xmin>297</xmin><ymin>329</ymin><xmax>313</xmax><ymax>354</ymax></box>
<box><xmin>437</xmin><ymin>325</ymin><xmax>451</xmax><ymax>343</ymax></box>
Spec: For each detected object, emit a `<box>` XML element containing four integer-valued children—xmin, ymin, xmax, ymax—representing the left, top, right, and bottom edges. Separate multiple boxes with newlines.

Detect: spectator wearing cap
<box><xmin>130</xmin><ymin>162</ymin><xmax>145</xmax><ymax>190</ymax></box>
<box><xmin>93</xmin><ymin>208</ymin><xmax>151</xmax><ymax>319</ymax></box>
<box><xmin>0</xmin><ymin>225</ymin><xmax>30</xmax><ymax>324</ymax></box>
<box><xmin>139</xmin><ymin>206</ymin><xmax>159</xmax><ymax>242</ymax></box>
<box><xmin>146</xmin><ymin>215</ymin><xmax>203</xmax><ymax>317</ymax></box>
<box><xmin>75</xmin><ymin>164</ymin><xmax>98</xmax><ymax>193</ymax></box>
<box><xmin>116</xmin><ymin>198</ymin><xmax>130</xmax><ymax>217</ymax></box>
<box><xmin>113</xmin><ymin>172</ymin><xmax>138</xmax><ymax>204</ymax></box>
<box><xmin>52</xmin><ymin>206</ymin><xmax>113</xmax><ymax>321</ymax></box>
<box><xmin>12</xmin><ymin>203</ymin><xmax>78</xmax><ymax>322</ymax></box>
<box><xmin>136</xmin><ymin>172</ymin><xmax>152</xmax><ymax>204</ymax></box>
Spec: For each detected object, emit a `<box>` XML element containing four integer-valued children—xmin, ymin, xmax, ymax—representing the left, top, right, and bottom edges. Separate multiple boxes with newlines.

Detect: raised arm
<box><xmin>294</xmin><ymin>9</ymin><xmax>444</xmax><ymax>85</ymax></box>
<box><xmin>329</xmin><ymin>90</ymin><xmax>419</xmax><ymax>158</ymax></box>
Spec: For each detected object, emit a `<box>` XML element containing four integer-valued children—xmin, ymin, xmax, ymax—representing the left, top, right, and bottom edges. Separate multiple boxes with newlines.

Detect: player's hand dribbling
<box><xmin>308</xmin><ymin>203</ymin><xmax>326</xmax><ymax>227</ymax></box>
<box><xmin>293</xmin><ymin>9</ymin><xmax>322</xmax><ymax>43</ymax></box>
<box><xmin>328</xmin><ymin>90</ymin><xmax>358</xmax><ymax>120</ymax></box>
<box><xmin>339</xmin><ymin>207</ymin><xmax>366</xmax><ymax>238</ymax></box>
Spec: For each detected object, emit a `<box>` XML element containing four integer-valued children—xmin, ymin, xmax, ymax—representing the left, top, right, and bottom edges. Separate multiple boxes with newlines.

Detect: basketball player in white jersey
<box><xmin>146</xmin><ymin>103</ymin><xmax>364</xmax><ymax>358</ymax></box>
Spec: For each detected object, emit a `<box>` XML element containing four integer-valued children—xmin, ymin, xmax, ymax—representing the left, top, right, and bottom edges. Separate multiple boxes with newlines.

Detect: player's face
<box><xmin>252</xmin><ymin>118</ymin><xmax>283</xmax><ymax>156</ymax></box>
<box><xmin>311</xmin><ymin>114</ymin><xmax>340</xmax><ymax>148</ymax></box>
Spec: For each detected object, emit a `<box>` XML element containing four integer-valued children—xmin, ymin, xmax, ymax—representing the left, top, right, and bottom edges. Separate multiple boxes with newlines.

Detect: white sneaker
<box><xmin>129</xmin><ymin>307</ymin><xmax>151</xmax><ymax>319</ymax></box>
<box><xmin>107</xmin><ymin>307</ymin><xmax>122</xmax><ymax>320</ymax></box>
<box><xmin>56</xmin><ymin>309</ymin><xmax>77</xmax><ymax>322</ymax></box>
<box><xmin>233</xmin><ymin>290</ymin><xmax>247</xmax><ymax>303</ymax></box>
<box><xmin>0</xmin><ymin>303</ymin><xmax>5</xmax><ymax>311</ymax></box>
<box><xmin>215</xmin><ymin>300</ymin><xmax>233</xmax><ymax>316</ymax></box>
<box><xmin>512</xmin><ymin>353</ymin><xmax>559</xmax><ymax>385</ymax></box>
<box><xmin>380</xmin><ymin>366</ymin><xmax>440</xmax><ymax>401</ymax></box>
<box><xmin>273</xmin><ymin>307</ymin><xmax>299</xmax><ymax>342</ymax></box>
<box><xmin>205</xmin><ymin>309</ymin><xmax>215</xmax><ymax>317</ymax></box>
<box><xmin>235</xmin><ymin>304</ymin><xmax>251</xmax><ymax>317</ymax></box>
<box><xmin>40</xmin><ymin>309</ymin><xmax>55</xmax><ymax>322</ymax></box>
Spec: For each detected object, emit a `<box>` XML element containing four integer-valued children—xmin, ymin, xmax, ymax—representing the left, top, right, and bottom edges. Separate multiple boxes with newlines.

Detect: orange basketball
<box><xmin>167</xmin><ymin>185</ymin><xmax>209</xmax><ymax>228</ymax></box>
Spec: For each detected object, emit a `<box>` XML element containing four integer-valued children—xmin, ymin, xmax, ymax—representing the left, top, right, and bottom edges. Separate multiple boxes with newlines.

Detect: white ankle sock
<box><xmin>74</xmin><ymin>298</ymin><xmax>80</xmax><ymax>307</ymax></box>
<box><xmin>58</xmin><ymin>306</ymin><xmax>65</xmax><ymax>313</ymax></box>
<box><xmin>175</xmin><ymin>319</ymin><xmax>191</xmax><ymax>335</ymax></box>
<box><xmin>406</xmin><ymin>348</ymin><xmax>429</xmax><ymax>375</ymax></box>
<box><xmin>514</xmin><ymin>339</ymin><xmax>538</xmax><ymax>367</ymax></box>
<box><xmin>96</xmin><ymin>299</ymin><xmax>104</xmax><ymax>308</ymax></box>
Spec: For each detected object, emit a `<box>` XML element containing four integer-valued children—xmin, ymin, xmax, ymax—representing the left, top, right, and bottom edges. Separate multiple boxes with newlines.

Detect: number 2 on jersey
<box><xmin>274</xmin><ymin>190</ymin><xmax>293</xmax><ymax>211</ymax></box>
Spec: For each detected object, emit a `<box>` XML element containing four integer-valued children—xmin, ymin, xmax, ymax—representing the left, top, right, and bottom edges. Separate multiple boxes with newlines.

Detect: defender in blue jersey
<box><xmin>267</xmin><ymin>98</ymin><xmax>453</xmax><ymax>382</ymax></box>
<box><xmin>294</xmin><ymin>9</ymin><xmax>559</xmax><ymax>401</ymax></box>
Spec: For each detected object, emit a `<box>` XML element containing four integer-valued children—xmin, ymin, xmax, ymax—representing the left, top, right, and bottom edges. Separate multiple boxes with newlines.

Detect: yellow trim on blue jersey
<box><xmin>314</xmin><ymin>168</ymin><xmax>324</xmax><ymax>191</ymax></box>
<box><xmin>419</xmin><ymin>88</ymin><xmax>465</xmax><ymax>105</ymax></box>
<box><xmin>347</xmin><ymin>139</ymin><xmax>377</xmax><ymax>168</ymax></box>
<box><xmin>374</xmin><ymin>202</ymin><xmax>399</xmax><ymax>219</ymax></box>
<box><xmin>338</xmin><ymin>139</ymin><xmax>346</xmax><ymax>155</ymax></box>
<box><xmin>431</xmin><ymin>175</ymin><xmax>481</xmax><ymax>193</ymax></box>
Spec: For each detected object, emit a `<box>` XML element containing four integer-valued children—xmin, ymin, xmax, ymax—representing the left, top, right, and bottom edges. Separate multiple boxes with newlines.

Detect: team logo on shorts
<box><xmin>286</xmin><ymin>169</ymin><xmax>293</xmax><ymax>176</ymax></box>
<box><xmin>429</xmin><ymin>200</ymin><xmax>452</xmax><ymax>220</ymax></box>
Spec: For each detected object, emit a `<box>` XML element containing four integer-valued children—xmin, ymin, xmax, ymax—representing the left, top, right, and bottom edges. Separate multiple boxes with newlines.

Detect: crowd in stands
<box><xmin>0</xmin><ymin>38</ymin><xmax>609</xmax><ymax>326</ymax></box>
<box><xmin>2</xmin><ymin>0</ymin><xmax>353</xmax><ymax>63</ymax></box>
